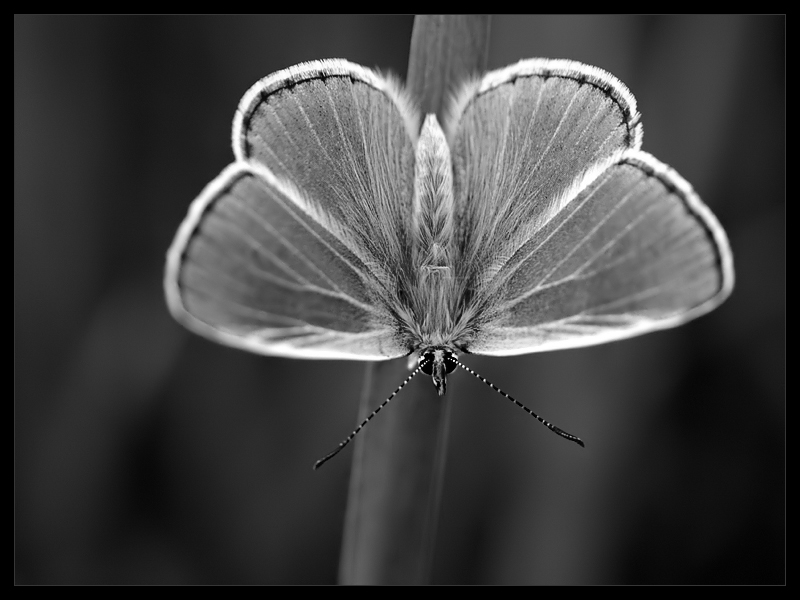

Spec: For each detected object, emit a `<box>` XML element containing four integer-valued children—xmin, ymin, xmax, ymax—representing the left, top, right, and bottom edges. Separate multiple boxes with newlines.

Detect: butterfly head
<box><xmin>418</xmin><ymin>347</ymin><xmax>458</xmax><ymax>396</ymax></box>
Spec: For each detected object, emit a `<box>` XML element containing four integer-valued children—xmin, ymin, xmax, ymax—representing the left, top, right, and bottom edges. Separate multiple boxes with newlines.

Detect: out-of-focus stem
<box><xmin>338</xmin><ymin>15</ymin><xmax>491</xmax><ymax>585</ymax></box>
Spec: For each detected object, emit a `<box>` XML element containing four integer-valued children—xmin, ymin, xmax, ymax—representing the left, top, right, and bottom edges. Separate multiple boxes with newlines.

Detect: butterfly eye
<box><xmin>443</xmin><ymin>351</ymin><xmax>457</xmax><ymax>374</ymax></box>
<box><xmin>419</xmin><ymin>352</ymin><xmax>434</xmax><ymax>375</ymax></box>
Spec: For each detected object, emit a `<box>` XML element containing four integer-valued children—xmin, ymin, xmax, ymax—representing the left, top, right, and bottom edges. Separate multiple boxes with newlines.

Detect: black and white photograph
<box><xmin>15</xmin><ymin>15</ymin><xmax>784</xmax><ymax>585</ymax></box>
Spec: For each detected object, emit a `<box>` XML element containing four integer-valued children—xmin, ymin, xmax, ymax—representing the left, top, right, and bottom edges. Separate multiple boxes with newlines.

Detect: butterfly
<box><xmin>164</xmin><ymin>58</ymin><xmax>733</xmax><ymax>464</ymax></box>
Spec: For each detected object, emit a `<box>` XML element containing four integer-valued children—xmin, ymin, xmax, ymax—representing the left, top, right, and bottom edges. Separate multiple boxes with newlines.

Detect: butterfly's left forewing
<box><xmin>447</xmin><ymin>59</ymin><xmax>733</xmax><ymax>356</ymax></box>
<box><xmin>165</xmin><ymin>60</ymin><xmax>419</xmax><ymax>359</ymax></box>
<box><xmin>446</xmin><ymin>60</ymin><xmax>641</xmax><ymax>284</ymax></box>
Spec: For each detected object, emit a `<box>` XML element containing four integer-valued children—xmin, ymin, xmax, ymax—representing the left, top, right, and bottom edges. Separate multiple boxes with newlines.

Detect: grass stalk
<box><xmin>337</xmin><ymin>15</ymin><xmax>491</xmax><ymax>585</ymax></box>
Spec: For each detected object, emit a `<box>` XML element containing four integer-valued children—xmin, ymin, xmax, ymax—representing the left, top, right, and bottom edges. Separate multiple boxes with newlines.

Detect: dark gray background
<box><xmin>15</xmin><ymin>15</ymin><xmax>784</xmax><ymax>584</ymax></box>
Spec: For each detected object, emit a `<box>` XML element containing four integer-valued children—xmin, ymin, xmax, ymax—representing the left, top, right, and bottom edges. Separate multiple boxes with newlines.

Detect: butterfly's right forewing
<box><xmin>234</xmin><ymin>61</ymin><xmax>420</xmax><ymax>279</ymax></box>
<box><xmin>165</xmin><ymin>60</ymin><xmax>420</xmax><ymax>360</ymax></box>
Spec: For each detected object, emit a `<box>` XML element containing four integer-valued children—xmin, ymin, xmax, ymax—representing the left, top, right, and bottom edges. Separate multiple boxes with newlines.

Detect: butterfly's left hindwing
<box><xmin>464</xmin><ymin>152</ymin><xmax>733</xmax><ymax>356</ymax></box>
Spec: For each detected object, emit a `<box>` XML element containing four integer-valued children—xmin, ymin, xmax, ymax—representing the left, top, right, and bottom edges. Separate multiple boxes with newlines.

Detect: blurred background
<box><xmin>15</xmin><ymin>15</ymin><xmax>784</xmax><ymax>584</ymax></box>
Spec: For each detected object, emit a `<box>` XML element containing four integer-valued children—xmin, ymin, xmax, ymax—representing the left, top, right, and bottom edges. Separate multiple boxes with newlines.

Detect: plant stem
<box><xmin>407</xmin><ymin>15</ymin><xmax>491</xmax><ymax>122</ymax></box>
<box><xmin>337</xmin><ymin>15</ymin><xmax>491</xmax><ymax>585</ymax></box>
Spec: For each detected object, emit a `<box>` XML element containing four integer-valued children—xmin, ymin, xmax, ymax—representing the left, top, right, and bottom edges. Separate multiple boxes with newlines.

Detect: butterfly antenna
<box><xmin>455</xmin><ymin>359</ymin><xmax>584</xmax><ymax>447</ymax></box>
<box><xmin>313</xmin><ymin>364</ymin><xmax>425</xmax><ymax>470</ymax></box>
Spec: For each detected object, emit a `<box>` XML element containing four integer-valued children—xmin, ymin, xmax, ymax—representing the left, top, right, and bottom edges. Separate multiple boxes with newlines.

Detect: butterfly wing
<box><xmin>446</xmin><ymin>59</ymin><xmax>733</xmax><ymax>356</ymax></box>
<box><xmin>165</xmin><ymin>60</ymin><xmax>420</xmax><ymax>359</ymax></box>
